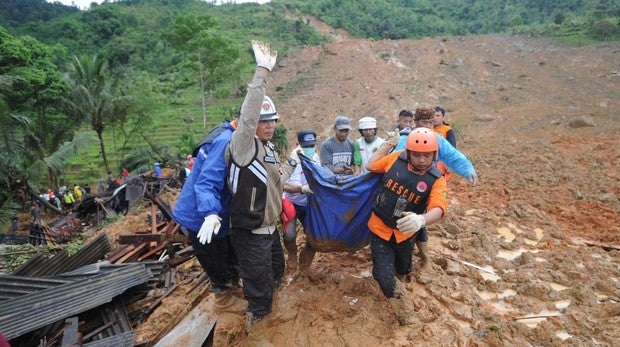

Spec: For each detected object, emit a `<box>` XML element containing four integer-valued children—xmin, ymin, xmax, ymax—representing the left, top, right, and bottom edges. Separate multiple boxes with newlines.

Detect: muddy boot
<box><xmin>416</xmin><ymin>241</ymin><xmax>431</xmax><ymax>271</ymax></box>
<box><xmin>246</xmin><ymin>312</ymin><xmax>267</xmax><ymax>333</ymax></box>
<box><xmin>285</xmin><ymin>243</ymin><xmax>298</xmax><ymax>270</ymax></box>
<box><xmin>298</xmin><ymin>244</ymin><xmax>315</xmax><ymax>271</ymax></box>
<box><xmin>396</xmin><ymin>272</ymin><xmax>412</xmax><ymax>284</ymax></box>
<box><xmin>214</xmin><ymin>290</ymin><xmax>246</xmax><ymax>314</ymax></box>
<box><xmin>389</xmin><ymin>278</ymin><xmax>420</xmax><ymax>326</ymax></box>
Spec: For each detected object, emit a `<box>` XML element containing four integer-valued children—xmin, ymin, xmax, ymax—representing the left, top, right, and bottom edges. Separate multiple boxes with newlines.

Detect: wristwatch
<box><xmin>287</xmin><ymin>158</ymin><xmax>297</xmax><ymax>166</ymax></box>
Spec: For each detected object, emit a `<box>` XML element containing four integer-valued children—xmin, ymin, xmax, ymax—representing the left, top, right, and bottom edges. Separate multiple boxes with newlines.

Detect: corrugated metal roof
<box><xmin>62</xmin><ymin>233</ymin><xmax>111</xmax><ymax>273</ymax></box>
<box><xmin>84</xmin><ymin>330</ymin><xmax>135</xmax><ymax>347</ymax></box>
<box><xmin>0</xmin><ymin>276</ymin><xmax>70</xmax><ymax>301</ymax></box>
<box><xmin>11</xmin><ymin>253</ymin><xmax>48</xmax><ymax>276</ymax></box>
<box><xmin>0</xmin><ymin>263</ymin><xmax>150</xmax><ymax>340</ymax></box>
<box><xmin>57</xmin><ymin>261</ymin><xmax>162</xmax><ymax>287</ymax></box>
<box><xmin>10</xmin><ymin>233</ymin><xmax>111</xmax><ymax>277</ymax></box>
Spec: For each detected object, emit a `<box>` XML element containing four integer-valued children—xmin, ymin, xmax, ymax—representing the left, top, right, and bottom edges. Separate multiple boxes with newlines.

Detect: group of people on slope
<box><xmin>172</xmin><ymin>40</ymin><xmax>478</xmax><ymax>333</ymax></box>
<box><xmin>38</xmin><ymin>184</ymin><xmax>89</xmax><ymax>212</ymax></box>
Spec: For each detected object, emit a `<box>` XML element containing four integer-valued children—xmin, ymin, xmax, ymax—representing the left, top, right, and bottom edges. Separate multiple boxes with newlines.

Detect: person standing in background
<box><xmin>320</xmin><ymin>116</ymin><xmax>355</xmax><ymax>175</ymax></box>
<box><xmin>283</xmin><ymin>129</ymin><xmax>319</xmax><ymax>270</ymax></box>
<box><xmin>353</xmin><ymin>116</ymin><xmax>385</xmax><ymax>174</ymax></box>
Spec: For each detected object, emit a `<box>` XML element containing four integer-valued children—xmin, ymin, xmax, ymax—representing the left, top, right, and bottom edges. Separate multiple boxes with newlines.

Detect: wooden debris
<box><xmin>573</xmin><ymin>238</ymin><xmax>620</xmax><ymax>251</ymax></box>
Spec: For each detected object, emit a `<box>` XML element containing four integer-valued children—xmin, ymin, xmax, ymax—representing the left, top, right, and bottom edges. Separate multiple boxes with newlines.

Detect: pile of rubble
<box><xmin>0</xmin><ymin>174</ymin><xmax>210</xmax><ymax>346</ymax></box>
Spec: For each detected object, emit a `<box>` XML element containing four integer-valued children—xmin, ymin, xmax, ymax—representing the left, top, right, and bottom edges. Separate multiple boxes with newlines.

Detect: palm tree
<box><xmin>0</xmin><ymin>106</ymin><xmax>96</xmax><ymax>223</ymax></box>
<box><xmin>65</xmin><ymin>54</ymin><xmax>132</xmax><ymax>173</ymax></box>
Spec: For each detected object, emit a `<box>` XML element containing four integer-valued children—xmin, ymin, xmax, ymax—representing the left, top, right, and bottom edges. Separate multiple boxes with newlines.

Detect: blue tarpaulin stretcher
<box><xmin>300</xmin><ymin>155</ymin><xmax>381</xmax><ymax>251</ymax></box>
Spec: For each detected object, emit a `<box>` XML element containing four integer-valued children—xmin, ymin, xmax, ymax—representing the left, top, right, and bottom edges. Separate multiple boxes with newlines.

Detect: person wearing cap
<box><xmin>353</xmin><ymin>116</ymin><xmax>386</xmax><ymax>174</ymax></box>
<box><xmin>225</xmin><ymin>40</ymin><xmax>298</xmax><ymax>328</ymax></box>
<box><xmin>283</xmin><ymin>129</ymin><xmax>321</xmax><ymax>270</ymax></box>
<box><xmin>320</xmin><ymin>115</ymin><xmax>355</xmax><ymax>175</ymax></box>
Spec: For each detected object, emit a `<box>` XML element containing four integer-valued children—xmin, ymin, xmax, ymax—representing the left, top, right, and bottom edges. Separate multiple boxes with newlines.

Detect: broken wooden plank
<box><xmin>573</xmin><ymin>238</ymin><xmax>620</xmax><ymax>251</ymax></box>
<box><xmin>107</xmin><ymin>245</ymin><xmax>135</xmax><ymax>264</ymax></box>
<box><xmin>118</xmin><ymin>233</ymin><xmax>187</xmax><ymax>245</ymax></box>
<box><xmin>435</xmin><ymin>251</ymin><xmax>497</xmax><ymax>275</ymax></box>
<box><xmin>60</xmin><ymin>317</ymin><xmax>80</xmax><ymax>346</ymax></box>
<box><xmin>460</xmin><ymin>261</ymin><xmax>497</xmax><ymax>275</ymax></box>
<box><xmin>116</xmin><ymin>243</ymin><xmax>149</xmax><ymax>264</ymax></box>
<box><xmin>514</xmin><ymin>313</ymin><xmax>562</xmax><ymax>320</ymax></box>
<box><xmin>152</xmin><ymin>300</ymin><xmax>216</xmax><ymax>347</ymax></box>
<box><xmin>150</xmin><ymin>204</ymin><xmax>157</xmax><ymax>234</ymax></box>
<box><xmin>137</xmin><ymin>243</ymin><xmax>167</xmax><ymax>262</ymax></box>
<box><xmin>148</xmin><ymin>281</ymin><xmax>212</xmax><ymax>346</ymax></box>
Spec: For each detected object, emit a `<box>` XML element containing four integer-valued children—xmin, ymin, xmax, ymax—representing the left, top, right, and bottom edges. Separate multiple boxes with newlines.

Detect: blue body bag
<box><xmin>300</xmin><ymin>155</ymin><xmax>381</xmax><ymax>251</ymax></box>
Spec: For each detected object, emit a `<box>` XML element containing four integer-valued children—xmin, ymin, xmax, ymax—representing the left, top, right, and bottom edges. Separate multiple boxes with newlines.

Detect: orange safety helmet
<box><xmin>406</xmin><ymin>127</ymin><xmax>438</xmax><ymax>152</ymax></box>
<box><xmin>280</xmin><ymin>197</ymin><xmax>296</xmax><ymax>231</ymax></box>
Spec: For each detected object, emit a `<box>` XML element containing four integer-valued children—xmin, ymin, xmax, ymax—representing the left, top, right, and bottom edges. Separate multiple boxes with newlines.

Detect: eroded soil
<box><xmin>101</xmin><ymin>34</ymin><xmax>619</xmax><ymax>346</ymax></box>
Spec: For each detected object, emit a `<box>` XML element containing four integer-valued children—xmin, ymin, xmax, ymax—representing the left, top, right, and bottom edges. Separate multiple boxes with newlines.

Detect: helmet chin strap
<box><xmin>406</xmin><ymin>150</ymin><xmax>437</xmax><ymax>173</ymax></box>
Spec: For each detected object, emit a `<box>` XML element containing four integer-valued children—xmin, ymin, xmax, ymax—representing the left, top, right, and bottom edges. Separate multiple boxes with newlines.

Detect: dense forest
<box><xmin>0</xmin><ymin>0</ymin><xmax>618</xmax><ymax>225</ymax></box>
<box><xmin>280</xmin><ymin>0</ymin><xmax>619</xmax><ymax>40</ymax></box>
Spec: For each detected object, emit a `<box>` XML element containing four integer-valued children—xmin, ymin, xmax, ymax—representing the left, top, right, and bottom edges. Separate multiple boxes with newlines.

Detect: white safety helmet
<box><xmin>358</xmin><ymin>116</ymin><xmax>377</xmax><ymax>130</ymax></box>
<box><xmin>259</xmin><ymin>95</ymin><xmax>279</xmax><ymax>121</ymax></box>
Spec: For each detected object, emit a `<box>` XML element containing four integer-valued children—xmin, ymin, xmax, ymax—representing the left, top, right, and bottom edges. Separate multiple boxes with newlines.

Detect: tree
<box><xmin>0</xmin><ymin>26</ymin><xmax>85</xmax><ymax>190</ymax></box>
<box><xmin>591</xmin><ymin>18</ymin><xmax>618</xmax><ymax>40</ymax></box>
<box><xmin>0</xmin><ymin>101</ymin><xmax>96</xmax><ymax>223</ymax></box>
<box><xmin>65</xmin><ymin>54</ymin><xmax>132</xmax><ymax>173</ymax></box>
<box><xmin>164</xmin><ymin>14</ymin><xmax>239</xmax><ymax>129</ymax></box>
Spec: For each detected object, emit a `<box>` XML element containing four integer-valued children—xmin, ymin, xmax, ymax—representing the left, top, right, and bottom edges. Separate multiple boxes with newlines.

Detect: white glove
<box><xmin>252</xmin><ymin>40</ymin><xmax>277</xmax><ymax>71</ymax></box>
<box><xmin>386</xmin><ymin>131</ymin><xmax>400</xmax><ymax>147</ymax></box>
<box><xmin>301</xmin><ymin>185</ymin><xmax>314</xmax><ymax>194</ymax></box>
<box><xmin>396</xmin><ymin>212</ymin><xmax>425</xmax><ymax>234</ymax></box>
<box><xmin>198</xmin><ymin>214</ymin><xmax>221</xmax><ymax>244</ymax></box>
<box><xmin>288</xmin><ymin>145</ymin><xmax>301</xmax><ymax>164</ymax></box>
<box><xmin>468</xmin><ymin>172</ymin><xmax>478</xmax><ymax>185</ymax></box>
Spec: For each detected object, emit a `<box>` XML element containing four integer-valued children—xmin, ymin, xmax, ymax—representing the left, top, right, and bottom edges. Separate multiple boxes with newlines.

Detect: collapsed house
<box><xmin>0</xmin><ymin>174</ymin><xmax>214</xmax><ymax>346</ymax></box>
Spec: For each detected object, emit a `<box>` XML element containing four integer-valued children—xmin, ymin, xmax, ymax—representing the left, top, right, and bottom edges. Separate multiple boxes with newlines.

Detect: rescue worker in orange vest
<box><xmin>365</xmin><ymin>127</ymin><xmax>447</xmax><ymax>326</ymax></box>
<box><xmin>431</xmin><ymin>105</ymin><xmax>455</xmax><ymax>181</ymax></box>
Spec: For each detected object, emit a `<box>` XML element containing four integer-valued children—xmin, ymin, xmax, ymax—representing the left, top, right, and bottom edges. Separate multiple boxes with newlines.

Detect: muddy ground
<box><xmin>96</xmin><ymin>33</ymin><xmax>620</xmax><ymax>346</ymax></box>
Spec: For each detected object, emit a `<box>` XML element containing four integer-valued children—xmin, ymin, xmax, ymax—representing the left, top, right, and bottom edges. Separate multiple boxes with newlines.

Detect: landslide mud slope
<box><xmin>126</xmin><ymin>35</ymin><xmax>619</xmax><ymax>346</ymax></box>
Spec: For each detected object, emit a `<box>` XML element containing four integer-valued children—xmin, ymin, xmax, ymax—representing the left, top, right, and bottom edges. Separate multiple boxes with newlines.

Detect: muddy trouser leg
<box><xmin>285</xmin><ymin>204</ymin><xmax>306</xmax><ymax>267</ymax></box>
<box><xmin>298</xmin><ymin>242</ymin><xmax>315</xmax><ymax>270</ymax></box>
<box><xmin>394</xmin><ymin>235</ymin><xmax>415</xmax><ymax>277</ymax></box>
<box><xmin>188</xmin><ymin>231</ymin><xmax>234</xmax><ymax>292</ymax></box>
<box><xmin>283</xmin><ymin>215</ymin><xmax>298</xmax><ymax>266</ymax></box>
<box><xmin>230</xmin><ymin>229</ymin><xmax>274</xmax><ymax>317</ymax></box>
<box><xmin>390</xmin><ymin>277</ymin><xmax>418</xmax><ymax>326</ymax></box>
<box><xmin>271</xmin><ymin>230</ymin><xmax>285</xmax><ymax>287</ymax></box>
<box><xmin>283</xmin><ymin>220</ymin><xmax>298</xmax><ymax>249</ymax></box>
<box><xmin>225</xmin><ymin>236</ymin><xmax>239</xmax><ymax>285</ymax></box>
<box><xmin>371</xmin><ymin>234</ymin><xmax>418</xmax><ymax>326</ymax></box>
<box><xmin>411</xmin><ymin>228</ymin><xmax>429</xmax><ymax>271</ymax></box>
<box><xmin>370</xmin><ymin>233</ymin><xmax>398</xmax><ymax>297</ymax></box>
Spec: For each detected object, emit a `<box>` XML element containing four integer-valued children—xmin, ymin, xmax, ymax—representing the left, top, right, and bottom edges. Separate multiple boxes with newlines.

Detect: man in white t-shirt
<box><xmin>353</xmin><ymin>116</ymin><xmax>385</xmax><ymax>174</ymax></box>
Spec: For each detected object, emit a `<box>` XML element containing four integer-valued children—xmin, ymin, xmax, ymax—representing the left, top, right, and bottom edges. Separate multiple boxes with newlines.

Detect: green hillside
<box><xmin>0</xmin><ymin>0</ymin><xmax>618</xmax><ymax>222</ymax></box>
